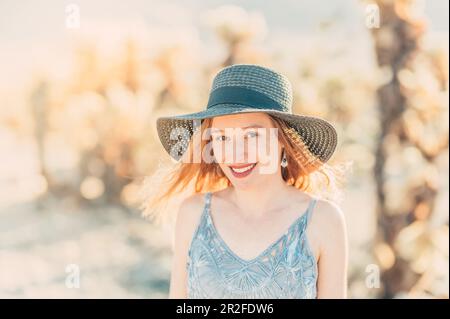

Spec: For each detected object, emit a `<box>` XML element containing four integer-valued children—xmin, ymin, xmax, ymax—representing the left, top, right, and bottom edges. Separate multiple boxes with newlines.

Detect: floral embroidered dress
<box><xmin>186</xmin><ymin>191</ymin><xmax>318</xmax><ymax>298</ymax></box>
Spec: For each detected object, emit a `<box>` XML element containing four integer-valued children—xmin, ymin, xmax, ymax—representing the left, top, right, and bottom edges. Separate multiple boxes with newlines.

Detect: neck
<box><xmin>229</xmin><ymin>174</ymin><xmax>291</xmax><ymax>219</ymax></box>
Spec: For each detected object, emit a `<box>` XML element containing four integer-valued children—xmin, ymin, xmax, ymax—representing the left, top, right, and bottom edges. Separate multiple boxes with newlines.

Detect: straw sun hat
<box><xmin>156</xmin><ymin>64</ymin><xmax>337</xmax><ymax>164</ymax></box>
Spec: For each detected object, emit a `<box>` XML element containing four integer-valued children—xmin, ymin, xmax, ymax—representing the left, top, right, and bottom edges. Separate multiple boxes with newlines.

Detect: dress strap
<box><xmin>201</xmin><ymin>192</ymin><xmax>212</xmax><ymax>222</ymax></box>
<box><xmin>186</xmin><ymin>192</ymin><xmax>213</xmax><ymax>269</ymax></box>
<box><xmin>205</xmin><ymin>191</ymin><xmax>212</xmax><ymax>209</ymax></box>
<box><xmin>191</xmin><ymin>192</ymin><xmax>212</xmax><ymax>236</ymax></box>
<box><xmin>304</xmin><ymin>198</ymin><xmax>318</xmax><ymax>228</ymax></box>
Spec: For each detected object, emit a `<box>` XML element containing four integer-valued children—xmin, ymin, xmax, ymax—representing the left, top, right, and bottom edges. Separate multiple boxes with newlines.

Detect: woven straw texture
<box><xmin>156</xmin><ymin>64</ymin><xmax>337</xmax><ymax>163</ymax></box>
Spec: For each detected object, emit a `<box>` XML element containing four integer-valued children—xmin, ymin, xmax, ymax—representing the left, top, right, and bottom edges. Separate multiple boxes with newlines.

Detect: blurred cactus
<box><xmin>371</xmin><ymin>0</ymin><xmax>449</xmax><ymax>298</ymax></box>
<box><xmin>30</xmin><ymin>80</ymin><xmax>53</xmax><ymax>193</ymax></box>
<box><xmin>204</xmin><ymin>5</ymin><xmax>268</xmax><ymax>66</ymax></box>
<box><xmin>3</xmin><ymin>2</ymin><xmax>446</xmax><ymax>298</ymax></box>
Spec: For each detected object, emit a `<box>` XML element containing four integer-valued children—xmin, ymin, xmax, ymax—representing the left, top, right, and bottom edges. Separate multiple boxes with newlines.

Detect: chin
<box><xmin>230</xmin><ymin>177</ymin><xmax>255</xmax><ymax>187</ymax></box>
<box><xmin>226</xmin><ymin>173</ymin><xmax>263</xmax><ymax>191</ymax></box>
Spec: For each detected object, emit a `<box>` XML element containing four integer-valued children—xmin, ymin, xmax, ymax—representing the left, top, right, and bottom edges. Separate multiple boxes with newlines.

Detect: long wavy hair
<box><xmin>140</xmin><ymin>114</ymin><xmax>352</xmax><ymax>225</ymax></box>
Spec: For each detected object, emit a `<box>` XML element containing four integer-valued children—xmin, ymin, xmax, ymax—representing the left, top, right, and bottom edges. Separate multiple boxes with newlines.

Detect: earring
<box><xmin>281</xmin><ymin>149</ymin><xmax>288</xmax><ymax>168</ymax></box>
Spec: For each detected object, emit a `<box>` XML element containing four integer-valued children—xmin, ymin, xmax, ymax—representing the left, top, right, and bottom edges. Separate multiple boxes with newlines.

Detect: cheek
<box><xmin>211</xmin><ymin>140</ymin><xmax>239</xmax><ymax>163</ymax></box>
<box><xmin>253</xmin><ymin>134</ymin><xmax>281</xmax><ymax>165</ymax></box>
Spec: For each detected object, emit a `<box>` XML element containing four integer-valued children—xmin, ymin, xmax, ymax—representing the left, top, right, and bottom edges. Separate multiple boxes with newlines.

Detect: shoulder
<box><xmin>174</xmin><ymin>192</ymin><xmax>208</xmax><ymax>245</ymax></box>
<box><xmin>179</xmin><ymin>192</ymin><xmax>206</xmax><ymax>216</ymax></box>
<box><xmin>313</xmin><ymin>199</ymin><xmax>346</xmax><ymax>229</ymax></box>
<box><xmin>309</xmin><ymin>198</ymin><xmax>347</xmax><ymax>251</ymax></box>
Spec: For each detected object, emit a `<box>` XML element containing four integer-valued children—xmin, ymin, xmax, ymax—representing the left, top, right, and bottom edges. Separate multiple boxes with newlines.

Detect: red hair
<box><xmin>140</xmin><ymin>115</ymin><xmax>351</xmax><ymax>224</ymax></box>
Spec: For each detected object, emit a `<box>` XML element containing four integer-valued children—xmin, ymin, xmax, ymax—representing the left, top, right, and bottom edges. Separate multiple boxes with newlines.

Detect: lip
<box><xmin>228</xmin><ymin>163</ymin><xmax>257</xmax><ymax>179</ymax></box>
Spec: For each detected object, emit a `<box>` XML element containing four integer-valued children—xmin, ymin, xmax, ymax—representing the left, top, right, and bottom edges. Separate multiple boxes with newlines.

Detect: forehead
<box><xmin>210</xmin><ymin>112</ymin><xmax>274</xmax><ymax>130</ymax></box>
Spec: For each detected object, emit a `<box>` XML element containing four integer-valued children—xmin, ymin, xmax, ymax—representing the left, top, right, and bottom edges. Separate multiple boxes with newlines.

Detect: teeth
<box><xmin>230</xmin><ymin>164</ymin><xmax>255</xmax><ymax>173</ymax></box>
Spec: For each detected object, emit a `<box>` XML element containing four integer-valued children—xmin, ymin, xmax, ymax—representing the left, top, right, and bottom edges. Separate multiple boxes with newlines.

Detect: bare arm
<box><xmin>315</xmin><ymin>201</ymin><xmax>348</xmax><ymax>298</ymax></box>
<box><xmin>168</xmin><ymin>194</ymin><xmax>204</xmax><ymax>298</ymax></box>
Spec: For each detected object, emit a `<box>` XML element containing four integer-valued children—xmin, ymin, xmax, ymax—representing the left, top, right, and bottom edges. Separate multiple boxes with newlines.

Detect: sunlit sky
<box><xmin>0</xmin><ymin>0</ymin><xmax>448</xmax><ymax>91</ymax></box>
<box><xmin>0</xmin><ymin>0</ymin><xmax>448</xmax><ymax>41</ymax></box>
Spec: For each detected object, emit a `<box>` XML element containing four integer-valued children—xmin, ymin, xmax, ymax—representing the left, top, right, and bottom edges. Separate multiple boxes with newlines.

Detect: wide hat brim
<box><xmin>157</xmin><ymin>103</ymin><xmax>338</xmax><ymax>164</ymax></box>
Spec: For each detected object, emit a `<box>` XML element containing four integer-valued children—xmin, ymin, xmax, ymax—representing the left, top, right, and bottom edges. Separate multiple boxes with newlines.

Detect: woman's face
<box><xmin>210</xmin><ymin>112</ymin><xmax>282</xmax><ymax>189</ymax></box>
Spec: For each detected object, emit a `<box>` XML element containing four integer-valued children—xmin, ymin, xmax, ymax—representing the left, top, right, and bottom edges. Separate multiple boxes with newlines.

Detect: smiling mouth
<box><xmin>228</xmin><ymin>163</ymin><xmax>257</xmax><ymax>178</ymax></box>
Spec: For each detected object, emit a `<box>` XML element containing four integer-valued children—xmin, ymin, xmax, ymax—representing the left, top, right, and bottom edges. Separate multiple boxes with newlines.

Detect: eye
<box><xmin>214</xmin><ymin>135</ymin><xmax>230</xmax><ymax>142</ymax></box>
<box><xmin>245</xmin><ymin>130</ymin><xmax>258</xmax><ymax>138</ymax></box>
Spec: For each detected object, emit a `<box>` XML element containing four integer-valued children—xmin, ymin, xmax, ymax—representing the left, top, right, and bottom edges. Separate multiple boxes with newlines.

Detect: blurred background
<box><xmin>0</xmin><ymin>0</ymin><xmax>448</xmax><ymax>298</ymax></box>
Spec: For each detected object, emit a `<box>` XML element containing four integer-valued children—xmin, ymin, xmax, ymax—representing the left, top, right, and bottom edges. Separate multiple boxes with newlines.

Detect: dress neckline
<box><xmin>204</xmin><ymin>192</ymin><xmax>316</xmax><ymax>264</ymax></box>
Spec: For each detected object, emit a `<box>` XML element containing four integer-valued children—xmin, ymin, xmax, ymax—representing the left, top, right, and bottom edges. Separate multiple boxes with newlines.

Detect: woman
<box><xmin>143</xmin><ymin>64</ymin><xmax>349</xmax><ymax>298</ymax></box>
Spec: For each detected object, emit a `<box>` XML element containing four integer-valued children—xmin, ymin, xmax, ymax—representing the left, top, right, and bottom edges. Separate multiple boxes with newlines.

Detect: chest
<box><xmin>208</xmin><ymin>204</ymin><xmax>320</xmax><ymax>262</ymax></box>
<box><xmin>186</xmin><ymin>209</ymin><xmax>318</xmax><ymax>299</ymax></box>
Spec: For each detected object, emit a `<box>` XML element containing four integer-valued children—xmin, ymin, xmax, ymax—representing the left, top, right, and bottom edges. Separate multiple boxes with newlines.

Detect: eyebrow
<box><xmin>210</xmin><ymin>125</ymin><xmax>265</xmax><ymax>133</ymax></box>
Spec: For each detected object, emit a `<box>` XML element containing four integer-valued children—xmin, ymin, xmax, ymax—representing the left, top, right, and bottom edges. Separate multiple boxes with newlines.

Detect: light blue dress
<box><xmin>186</xmin><ymin>191</ymin><xmax>318</xmax><ymax>299</ymax></box>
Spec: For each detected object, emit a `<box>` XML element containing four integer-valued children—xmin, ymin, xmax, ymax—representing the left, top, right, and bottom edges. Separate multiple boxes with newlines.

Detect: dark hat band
<box><xmin>206</xmin><ymin>86</ymin><xmax>289</xmax><ymax>112</ymax></box>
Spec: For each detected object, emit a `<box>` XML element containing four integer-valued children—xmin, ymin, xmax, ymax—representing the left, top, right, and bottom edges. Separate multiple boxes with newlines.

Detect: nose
<box><xmin>233</xmin><ymin>135</ymin><xmax>246</xmax><ymax>163</ymax></box>
<box><xmin>233</xmin><ymin>136</ymin><xmax>258</xmax><ymax>164</ymax></box>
